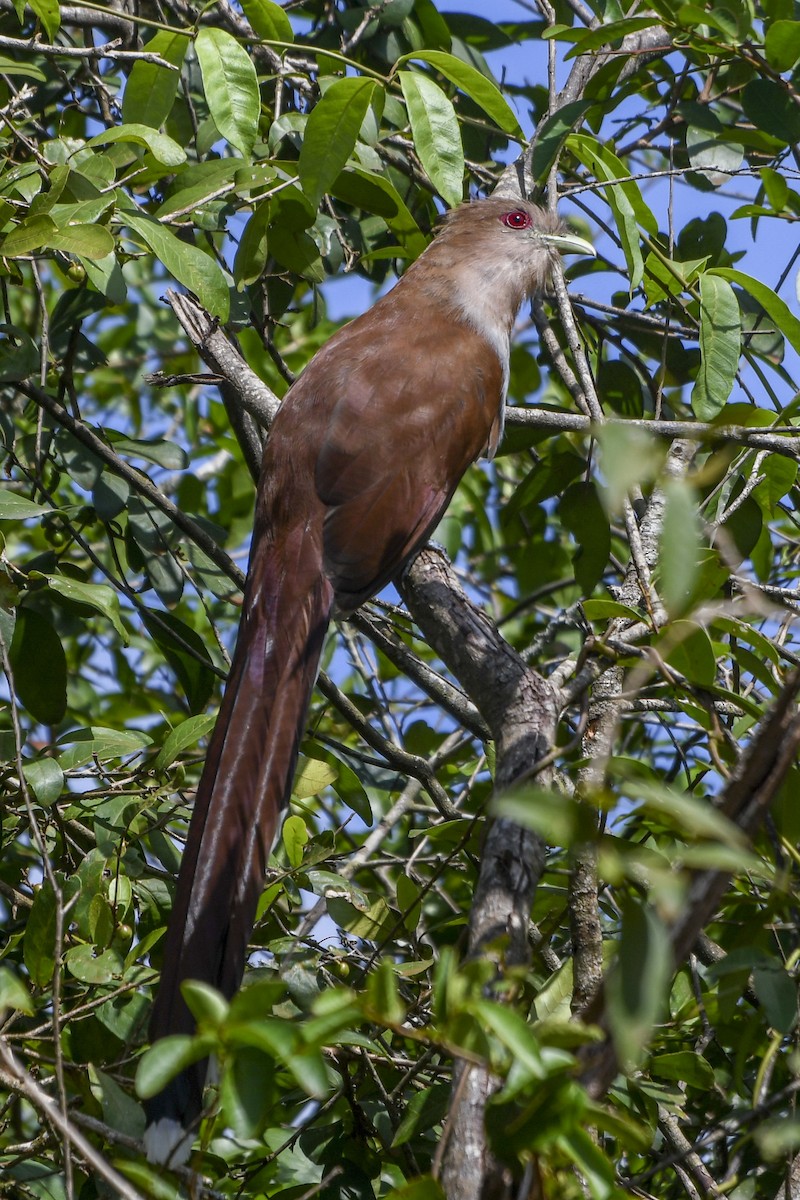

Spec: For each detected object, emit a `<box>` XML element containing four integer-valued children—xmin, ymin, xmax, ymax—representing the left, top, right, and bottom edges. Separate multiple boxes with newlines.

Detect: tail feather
<box><xmin>145</xmin><ymin>525</ymin><xmax>333</xmax><ymax>1157</ymax></box>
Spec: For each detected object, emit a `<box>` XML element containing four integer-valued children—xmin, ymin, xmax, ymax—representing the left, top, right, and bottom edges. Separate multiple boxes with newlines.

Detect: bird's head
<box><xmin>413</xmin><ymin>196</ymin><xmax>596</xmax><ymax>337</ymax></box>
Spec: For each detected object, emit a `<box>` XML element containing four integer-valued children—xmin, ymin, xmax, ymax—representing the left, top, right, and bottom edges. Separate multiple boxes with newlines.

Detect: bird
<box><xmin>143</xmin><ymin>195</ymin><xmax>595</xmax><ymax>1165</ymax></box>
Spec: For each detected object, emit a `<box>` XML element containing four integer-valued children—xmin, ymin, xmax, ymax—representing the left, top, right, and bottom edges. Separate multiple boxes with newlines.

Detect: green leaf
<box><xmin>765</xmin><ymin>19</ymin><xmax>800</xmax><ymax>69</ymax></box>
<box><xmin>87</xmin><ymin>123</ymin><xmax>187</xmax><ymax>167</ymax></box>
<box><xmin>140</xmin><ymin>608</ymin><xmax>216</xmax><ymax>715</ymax></box>
<box><xmin>124</xmin><ymin>209</ymin><xmax>229</xmax><ymax>320</ymax></box>
<box><xmin>710</xmin><ymin>267</ymin><xmax>800</xmax><ymax>359</ymax></box>
<box><xmin>282</xmin><ymin>813</ymin><xmax>308</xmax><ymax>868</ymax></box>
<box><xmin>473</xmin><ymin>1000</ymin><xmax>545</xmax><ymax>1077</ymax></box>
<box><xmin>568</xmin><ymin>134</ymin><xmax>657</xmax><ymax>288</ymax></box>
<box><xmin>582</xmin><ymin>599</ymin><xmax>644</xmax><ymax>622</ymax></box>
<box><xmin>22</xmin><ymin>757</ymin><xmax>64</xmax><ymax>807</ymax></box>
<box><xmin>634</xmin><ymin>779</ymin><xmax>746</xmax><ymax>846</ymax></box>
<box><xmin>222</xmin><ymin>1048</ymin><xmax>277</xmax><ymax>1138</ymax></box>
<box><xmin>57</xmin><ymin>726</ymin><xmax>152</xmax><ymax>770</ymax></box>
<box><xmin>29</xmin><ymin>0</ymin><xmax>59</xmax><ymax>40</ymax></box>
<box><xmin>742</xmin><ymin>78</ymin><xmax>800</xmax><ymax>145</ymax></box>
<box><xmin>398</xmin><ymin>50</ymin><xmax>524</xmax><ymax>140</ymax></box>
<box><xmin>753</xmin><ymin>961</ymin><xmax>797</xmax><ymax>1033</ymax></box>
<box><xmin>330</xmin><ymin>167</ymin><xmax>428</xmax><ymax>258</ymax></box>
<box><xmin>399</xmin><ymin>72</ymin><xmax>464</xmax><ymax>208</ymax></box>
<box><xmin>122</xmin><ymin>31</ymin><xmax>189</xmax><ymax>129</ymax></box>
<box><xmin>43</xmin><ymin>574</ymin><xmax>128</xmax><ymax>643</ymax></box>
<box><xmin>0</xmin><ymin>54</ymin><xmax>45</xmax><ymax>80</ymax></box>
<box><xmin>89</xmin><ymin>1065</ymin><xmax>146</xmax><ymax>1139</ymax></box>
<box><xmin>136</xmin><ymin>1034</ymin><xmax>215</xmax><ymax>1099</ymax></box>
<box><xmin>0</xmin><ymin>489</ymin><xmax>52</xmax><ymax>519</ymax></box>
<box><xmin>195</xmin><ymin>27</ymin><xmax>260</xmax><ymax>157</ymax></box>
<box><xmin>650</xmin><ymin>1050</ymin><xmax>715</xmax><ymax>1088</ymax></box>
<box><xmin>0</xmin><ymin>966</ymin><xmax>33</xmax><ymax>1015</ymax></box>
<box><xmin>607</xmin><ymin>899</ymin><xmax>671</xmax><ymax>1070</ymax></box>
<box><xmin>0</xmin><ymin>214</ymin><xmax>56</xmax><ymax>256</ymax></box>
<box><xmin>298</xmin><ymin>77</ymin><xmax>377</xmax><ymax>209</ymax></box>
<box><xmin>662</xmin><ymin>618</ymin><xmax>717</xmax><ymax>687</ymax></box>
<box><xmin>240</xmin><ymin>0</ymin><xmax>294</xmax><ymax>41</ymax></box>
<box><xmin>659</xmin><ymin>480</ymin><xmax>702</xmax><ymax>618</ymax></box>
<box><xmin>292</xmin><ymin>755</ymin><xmax>337</xmax><ymax>800</ymax></box>
<box><xmin>559</xmin><ymin>481</ymin><xmax>610</xmax><ymax>594</ymax></box>
<box><xmin>692</xmin><ymin>273</ymin><xmax>740</xmax><ymax>419</ymax></box>
<box><xmin>686</xmin><ymin>125</ymin><xmax>743</xmax><ymax>183</ymax></box>
<box><xmin>531</xmin><ymin>100</ymin><xmax>591</xmax><ymax>185</ymax></box>
<box><xmin>554</xmin><ymin>15</ymin><xmax>656</xmax><ymax>57</ymax></box>
<box><xmin>494</xmin><ymin>786</ymin><xmax>596</xmax><ymax>845</ymax></box>
<box><xmin>65</xmin><ymin>944</ymin><xmax>123</xmax><ymax>983</ymax></box>
<box><xmin>287</xmin><ymin>1045</ymin><xmax>331</xmax><ymax>1098</ymax></box>
<box><xmin>181</xmin><ymin>980</ymin><xmax>229</xmax><ymax>1027</ymax></box>
<box><xmin>9</xmin><ymin>608</ymin><xmax>67</xmax><ymax>726</ymax></box>
<box><xmin>154</xmin><ymin>713</ymin><xmax>216</xmax><ymax>773</ymax></box>
<box><xmin>107</xmin><ymin>433</ymin><xmax>188</xmax><ymax>470</ymax></box>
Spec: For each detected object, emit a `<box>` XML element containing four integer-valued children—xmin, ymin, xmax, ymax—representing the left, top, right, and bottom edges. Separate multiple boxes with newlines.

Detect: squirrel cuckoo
<box><xmin>144</xmin><ymin>196</ymin><xmax>595</xmax><ymax>1164</ymax></box>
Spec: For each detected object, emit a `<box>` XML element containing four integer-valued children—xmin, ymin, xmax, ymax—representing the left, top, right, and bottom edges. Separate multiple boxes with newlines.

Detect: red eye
<box><xmin>501</xmin><ymin>209</ymin><xmax>532</xmax><ymax>229</ymax></box>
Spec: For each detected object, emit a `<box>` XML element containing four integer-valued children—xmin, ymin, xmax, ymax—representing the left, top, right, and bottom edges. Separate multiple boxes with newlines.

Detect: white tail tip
<box><xmin>143</xmin><ymin>1117</ymin><xmax>194</xmax><ymax>1167</ymax></box>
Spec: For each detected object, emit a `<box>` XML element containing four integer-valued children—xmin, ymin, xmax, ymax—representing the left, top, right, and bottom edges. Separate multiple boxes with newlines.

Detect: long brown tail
<box><xmin>145</xmin><ymin>519</ymin><xmax>333</xmax><ymax>1148</ymax></box>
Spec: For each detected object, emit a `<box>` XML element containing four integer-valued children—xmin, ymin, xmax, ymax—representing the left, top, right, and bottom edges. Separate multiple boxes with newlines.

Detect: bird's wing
<box><xmin>310</xmin><ymin>314</ymin><xmax>505</xmax><ymax>610</ymax></box>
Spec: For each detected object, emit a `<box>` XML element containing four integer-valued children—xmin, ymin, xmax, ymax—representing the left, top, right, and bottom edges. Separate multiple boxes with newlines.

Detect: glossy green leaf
<box><xmin>43</xmin><ymin>574</ymin><xmax>128</xmax><ymax>642</ymax></box>
<box><xmin>686</xmin><ymin>125</ymin><xmax>744</xmax><ymax>183</ymax></box>
<box><xmin>140</xmin><ymin>608</ymin><xmax>216</xmax><ymax>715</ymax></box>
<box><xmin>330</xmin><ymin>166</ymin><xmax>427</xmax><ymax>257</ymax></box>
<box><xmin>753</xmin><ymin>961</ymin><xmax>797</xmax><ymax>1033</ymax></box>
<box><xmin>195</xmin><ymin>27</ymin><xmax>260</xmax><ymax>157</ymax></box>
<box><xmin>400</xmin><ymin>71</ymin><xmax>463</xmax><ymax>207</ymax></box>
<box><xmin>88</xmin><ymin>123</ymin><xmax>186</xmax><ymax>167</ymax></box>
<box><xmin>659</xmin><ymin>480</ymin><xmax>702</xmax><ymax>617</ymax></box>
<box><xmin>298</xmin><ymin>77</ymin><xmax>377</xmax><ymax>209</ymax></box>
<box><xmin>532</xmin><ymin>103</ymin><xmax>594</xmax><ymax>182</ymax></box>
<box><xmin>0</xmin><ymin>489</ymin><xmax>52</xmax><ymax>518</ymax></box>
<box><xmin>692</xmin><ymin>273</ymin><xmax>741</xmax><ymax>419</ymax></box>
<box><xmin>29</xmin><ymin>0</ymin><xmax>59</xmax><ymax>40</ymax></box>
<box><xmin>607</xmin><ymin>899</ymin><xmax>671</xmax><ymax>1070</ymax></box>
<box><xmin>708</xmin><ymin>267</ymin><xmax>800</xmax><ymax>359</ymax></box>
<box><xmin>136</xmin><ymin>1033</ymin><xmax>215</xmax><ymax>1099</ymax></box>
<box><xmin>181</xmin><ymin>979</ymin><xmax>229</xmax><ymax>1027</ymax></box>
<box><xmin>559</xmin><ymin>480</ymin><xmax>610</xmax><ymax>594</ymax></box>
<box><xmin>9</xmin><ymin>607</ymin><xmax>67</xmax><ymax>726</ymax></box>
<box><xmin>568</xmin><ymin>134</ymin><xmax>657</xmax><ymax>288</ymax></box>
<box><xmin>122</xmin><ymin>30</ymin><xmax>189</xmax><ymax>129</ymax></box>
<box><xmin>650</xmin><ymin>1050</ymin><xmax>715</xmax><ymax>1088</ymax></box>
<box><xmin>282</xmin><ymin>813</ymin><xmax>308</xmax><ymax>868</ymax></box>
<box><xmin>742</xmin><ymin>78</ymin><xmax>800</xmax><ymax>145</ymax></box>
<box><xmin>0</xmin><ymin>214</ymin><xmax>56</xmax><ymax>256</ymax></box>
<box><xmin>65</xmin><ymin>944</ymin><xmax>123</xmax><ymax>983</ymax></box>
<box><xmin>557</xmin><ymin>15</ymin><xmax>655</xmax><ymax>57</ymax></box>
<box><xmin>765</xmin><ymin>19</ymin><xmax>800</xmax><ymax>68</ymax></box>
<box><xmin>21</xmin><ymin>757</ymin><xmax>64</xmax><ymax>806</ymax></box>
<box><xmin>57</xmin><ymin>726</ymin><xmax>152</xmax><ymax>770</ymax></box>
<box><xmin>0</xmin><ymin>54</ymin><xmax>45</xmax><ymax>80</ymax></box>
<box><xmin>582</xmin><ymin>599</ymin><xmax>644</xmax><ymax>622</ymax></box>
<box><xmin>240</xmin><ymin>0</ymin><xmax>294</xmax><ymax>41</ymax></box>
<box><xmin>662</xmin><ymin>618</ymin><xmax>717</xmax><ymax>687</ymax></box>
<box><xmin>0</xmin><ymin>966</ymin><xmax>33</xmax><ymax>1014</ymax></box>
<box><xmin>154</xmin><ymin>713</ymin><xmax>216</xmax><ymax>773</ymax></box>
<box><xmin>398</xmin><ymin>50</ymin><xmax>524</xmax><ymax>139</ymax></box>
<box><xmin>124</xmin><ymin>209</ymin><xmax>229</xmax><ymax>319</ymax></box>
